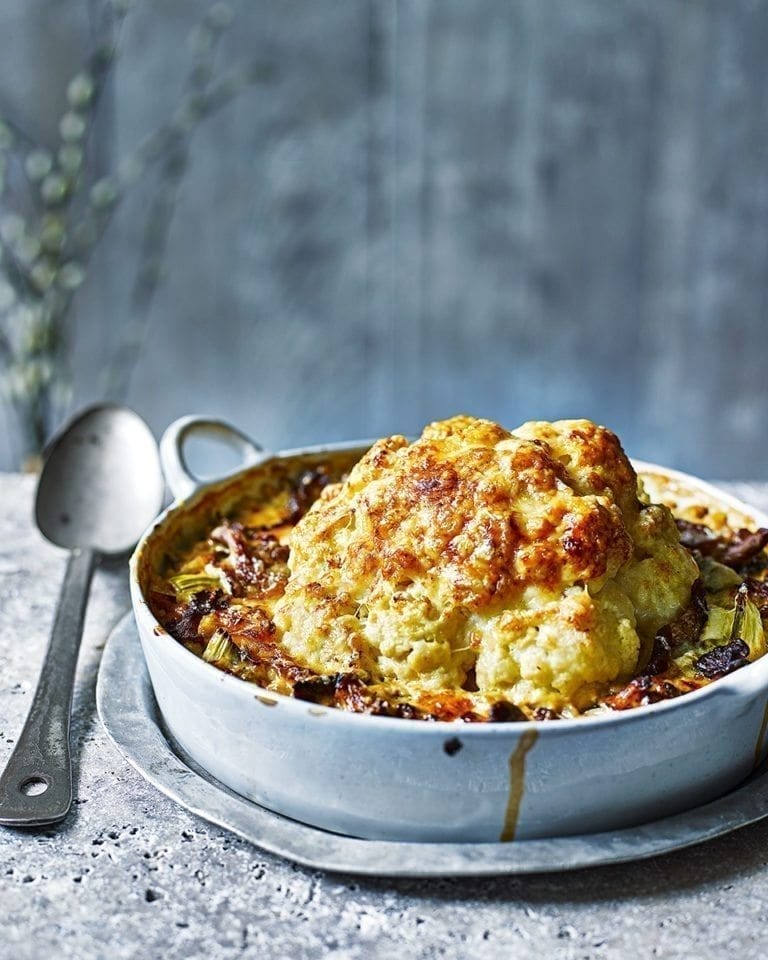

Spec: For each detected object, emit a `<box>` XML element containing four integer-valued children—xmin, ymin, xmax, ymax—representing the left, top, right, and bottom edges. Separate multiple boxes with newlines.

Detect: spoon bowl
<box><xmin>36</xmin><ymin>405</ymin><xmax>164</xmax><ymax>555</ymax></box>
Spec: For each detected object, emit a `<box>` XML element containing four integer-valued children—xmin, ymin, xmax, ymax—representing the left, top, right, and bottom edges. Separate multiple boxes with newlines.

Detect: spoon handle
<box><xmin>0</xmin><ymin>548</ymin><xmax>95</xmax><ymax>826</ymax></box>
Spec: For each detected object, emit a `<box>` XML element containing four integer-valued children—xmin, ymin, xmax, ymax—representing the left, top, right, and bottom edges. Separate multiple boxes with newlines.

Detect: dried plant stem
<box><xmin>0</xmin><ymin>1</ymin><xmax>274</xmax><ymax>467</ymax></box>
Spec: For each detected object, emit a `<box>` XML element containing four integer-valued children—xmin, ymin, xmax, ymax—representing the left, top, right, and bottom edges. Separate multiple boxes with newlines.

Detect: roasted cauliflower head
<box><xmin>274</xmin><ymin>416</ymin><xmax>699</xmax><ymax>713</ymax></box>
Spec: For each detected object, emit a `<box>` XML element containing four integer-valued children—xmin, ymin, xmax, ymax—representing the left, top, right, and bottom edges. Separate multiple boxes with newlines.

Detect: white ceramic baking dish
<box><xmin>128</xmin><ymin>417</ymin><xmax>768</xmax><ymax>843</ymax></box>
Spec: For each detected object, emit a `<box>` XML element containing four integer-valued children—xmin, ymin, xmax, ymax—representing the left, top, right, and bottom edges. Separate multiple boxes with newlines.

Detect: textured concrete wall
<box><xmin>2</xmin><ymin>0</ymin><xmax>768</xmax><ymax>477</ymax></box>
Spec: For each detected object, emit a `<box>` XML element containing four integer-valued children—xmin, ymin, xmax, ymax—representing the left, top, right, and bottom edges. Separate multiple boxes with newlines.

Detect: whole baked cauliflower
<box><xmin>274</xmin><ymin>416</ymin><xmax>698</xmax><ymax>714</ymax></box>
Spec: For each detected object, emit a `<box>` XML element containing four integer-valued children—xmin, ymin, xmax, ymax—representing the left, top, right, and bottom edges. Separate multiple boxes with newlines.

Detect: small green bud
<box><xmin>90</xmin><ymin>178</ymin><xmax>119</xmax><ymax>208</ymax></box>
<box><xmin>172</xmin><ymin>101</ymin><xmax>200</xmax><ymax>133</ymax></box>
<box><xmin>22</xmin><ymin>358</ymin><xmax>54</xmax><ymax>391</ymax></box>
<box><xmin>189</xmin><ymin>24</ymin><xmax>213</xmax><ymax>56</ymax></box>
<box><xmin>0</xmin><ymin>213</ymin><xmax>25</xmax><ymax>243</ymax></box>
<box><xmin>117</xmin><ymin>154</ymin><xmax>144</xmax><ymax>185</ymax></box>
<box><xmin>0</xmin><ymin>280</ymin><xmax>15</xmax><ymax>311</ymax></box>
<box><xmin>66</xmin><ymin>73</ymin><xmax>94</xmax><ymax>108</ymax></box>
<box><xmin>41</xmin><ymin>173</ymin><xmax>69</xmax><ymax>204</ymax></box>
<box><xmin>58</xmin><ymin>144</ymin><xmax>83</xmax><ymax>173</ymax></box>
<box><xmin>30</xmin><ymin>260</ymin><xmax>57</xmax><ymax>292</ymax></box>
<box><xmin>14</xmin><ymin>233</ymin><xmax>42</xmax><ymax>265</ymax></box>
<box><xmin>40</xmin><ymin>215</ymin><xmax>66</xmax><ymax>253</ymax></box>
<box><xmin>58</xmin><ymin>261</ymin><xmax>86</xmax><ymax>290</ymax></box>
<box><xmin>3</xmin><ymin>367</ymin><xmax>25</xmax><ymax>402</ymax></box>
<box><xmin>59</xmin><ymin>111</ymin><xmax>87</xmax><ymax>141</ymax></box>
<box><xmin>207</xmin><ymin>3</ymin><xmax>234</xmax><ymax>29</ymax></box>
<box><xmin>51</xmin><ymin>380</ymin><xmax>74</xmax><ymax>414</ymax></box>
<box><xmin>24</xmin><ymin>149</ymin><xmax>53</xmax><ymax>181</ymax></box>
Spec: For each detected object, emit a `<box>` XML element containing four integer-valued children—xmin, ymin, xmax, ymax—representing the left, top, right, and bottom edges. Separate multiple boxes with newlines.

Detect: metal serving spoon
<box><xmin>0</xmin><ymin>404</ymin><xmax>164</xmax><ymax>827</ymax></box>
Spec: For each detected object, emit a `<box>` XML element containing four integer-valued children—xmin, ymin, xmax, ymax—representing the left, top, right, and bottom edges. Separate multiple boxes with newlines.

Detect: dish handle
<box><xmin>160</xmin><ymin>416</ymin><xmax>269</xmax><ymax>501</ymax></box>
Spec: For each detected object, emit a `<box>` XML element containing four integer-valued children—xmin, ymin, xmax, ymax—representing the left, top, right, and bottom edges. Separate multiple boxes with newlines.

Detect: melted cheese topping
<box><xmin>273</xmin><ymin>416</ymin><xmax>699</xmax><ymax>712</ymax></box>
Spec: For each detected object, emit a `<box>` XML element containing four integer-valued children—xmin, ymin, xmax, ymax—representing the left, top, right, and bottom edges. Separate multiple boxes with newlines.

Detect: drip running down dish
<box><xmin>147</xmin><ymin>416</ymin><xmax>768</xmax><ymax>722</ymax></box>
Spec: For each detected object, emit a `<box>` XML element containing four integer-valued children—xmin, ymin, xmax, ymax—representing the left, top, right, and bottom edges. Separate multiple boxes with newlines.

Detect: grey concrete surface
<box><xmin>2</xmin><ymin>473</ymin><xmax>768</xmax><ymax>959</ymax></box>
<box><xmin>3</xmin><ymin>1</ymin><xmax>768</xmax><ymax>478</ymax></box>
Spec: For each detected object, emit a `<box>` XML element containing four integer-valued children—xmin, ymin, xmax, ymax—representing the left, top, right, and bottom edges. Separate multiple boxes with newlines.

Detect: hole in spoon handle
<box><xmin>0</xmin><ymin>548</ymin><xmax>95</xmax><ymax>827</ymax></box>
<box><xmin>20</xmin><ymin>776</ymin><xmax>50</xmax><ymax>797</ymax></box>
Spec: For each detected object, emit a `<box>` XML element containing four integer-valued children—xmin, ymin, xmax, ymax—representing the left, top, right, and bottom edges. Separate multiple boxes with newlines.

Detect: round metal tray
<box><xmin>96</xmin><ymin>613</ymin><xmax>768</xmax><ymax>877</ymax></box>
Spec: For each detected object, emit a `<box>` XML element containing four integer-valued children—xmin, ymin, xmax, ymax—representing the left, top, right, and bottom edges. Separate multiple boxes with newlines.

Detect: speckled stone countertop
<box><xmin>3</xmin><ymin>474</ymin><xmax>768</xmax><ymax>960</ymax></box>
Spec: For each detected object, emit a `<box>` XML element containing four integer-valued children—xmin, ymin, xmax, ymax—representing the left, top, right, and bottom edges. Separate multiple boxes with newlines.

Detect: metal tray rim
<box><xmin>96</xmin><ymin>612</ymin><xmax>768</xmax><ymax>878</ymax></box>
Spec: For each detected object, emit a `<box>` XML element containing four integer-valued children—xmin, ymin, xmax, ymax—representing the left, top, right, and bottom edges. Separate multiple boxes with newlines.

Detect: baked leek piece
<box><xmin>148</xmin><ymin>416</ymin><xmax>768</xmax><ymax>721</ymax></box>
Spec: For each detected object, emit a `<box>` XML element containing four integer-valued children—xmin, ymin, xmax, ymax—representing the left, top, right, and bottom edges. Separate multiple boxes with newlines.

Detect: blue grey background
<box><xmin>2</xmin><ymin>0</ymin><xmax>768</xmax><ymax>477</ymax></box>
